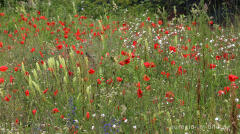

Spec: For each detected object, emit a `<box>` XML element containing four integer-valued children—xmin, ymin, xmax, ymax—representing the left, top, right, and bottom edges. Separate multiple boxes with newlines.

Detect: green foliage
<box><xmin>0</xmin><ymin>0</ymin><xmax>239</xmax><ymax>25</ymax></box>
<box><xmin>206</xmin><ymin>0</ymin><xmax>240</xmax><ymax>25</ymax></box>
<box><xmin>0</xmin><ymin>1</ymin><xmax>239</xmax><ymax>133</ymax></box>
<box><xmin>35</xmin><ymin>0</ymin><xmax>77</xmax><ymax>18</ymax></box>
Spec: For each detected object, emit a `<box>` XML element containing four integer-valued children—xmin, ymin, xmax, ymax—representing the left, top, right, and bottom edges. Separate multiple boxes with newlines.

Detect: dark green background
<box><xmin>0</xmin><ymin>0</ymin><xmax>239</xmax><ymax>24</ymax></box>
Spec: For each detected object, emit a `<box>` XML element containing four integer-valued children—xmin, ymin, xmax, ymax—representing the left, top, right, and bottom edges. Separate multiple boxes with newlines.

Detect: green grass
<box><xmin>0</xmin><ymin>7</ymin><xmax>239</xmax><ymax>134</ymax></box>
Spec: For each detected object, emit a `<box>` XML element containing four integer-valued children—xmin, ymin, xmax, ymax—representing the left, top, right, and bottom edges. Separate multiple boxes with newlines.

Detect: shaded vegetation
<box><xmin>0</xmin><ymin>0</ymin><xmax>239</xmax><ymax>25</ymax></box>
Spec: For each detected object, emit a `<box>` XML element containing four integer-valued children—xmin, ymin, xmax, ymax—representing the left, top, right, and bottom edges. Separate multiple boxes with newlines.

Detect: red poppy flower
<box><xmin>218</xmin><ymin>90</ymin><xmax>225</xmax><ymax>96</ymax></box>
<box><xmin>216</xmin><ymin>56</ymin><xmax>221</xmax><ymax>60</ymax></box>
<box><xmin>14</xmin><ymin>67</ymin><xmax>18</xmax><ymax>72</ymax></box>
<box><xmin>124</xmin><ymin>58</ymin><xmax>130</xmax><ymax>65</ymax></box>
<box><xmin>43</xmin><ymin>88</ymin><xmax>48</xmax><ymax>94</ymax></box>
<box><xmin>146</xmin><ymin>85</ymin><xmax>151</xmax><ymax>90</ymax></box>
<box><xmin>20</xmin><ymin>41</ymin><xmax>24</xmax><ymax>44</ymax></box>
<box><xmin>15</xmin><ymin>118</ymin><xmax>19</xmax><ymax>124</ymax></box>
<box><xmin>56</xmin><ymin>45</ymin><xmax>63</xmax><ymax>50</ymax></box>
<box><xmin>0</xmin><ymin>66</ymin><xmax>8</xmax><ymax>72</ymax></box>
<box><xmin>209</xmin><ymin>64</ymin><xmax>216</xmax><ymax>69</ymax></box>
<box><xmin>0</xmin><ymin>42</ymin><xmax>3</xmax><ymax>48</ymax></box>
<box><xmin>177</xmin><ymin>66</ymin><xmax>183</xmax><ymax>75</ymax></box>
<box><xmin>137</xmin><ymin>82</ymin><xmax>141</xmax><ymax>88</ymax></box>
<box><xmin>88</xmin><ymin>68</ymin><xmax>95</xmax><ymax>74</ymax></box>
<box><xmin>143</xmin><ymin>74</ymin><xmax>150</xmax><ymax>81</ymax></box>
<box><xmin>32</xmin><ymin>109</ymin><xmax>37</xmax><ymax>115</ymax></box>
<box><xmin>169</xmin><ymin>46</ymin><xmax>176</xmax><ymax>52</ymax></box>
<box><xmin>68</xmin><ymin>71</ymin><xmax>73</xmax><ymax>76</ymax></box>
<box><xmin>151</xmin><ymin>23</ymin><xmax>156</xmax><ymax>27</ymax></box>
<box><xmin>158</xmin><ymin>20</ymin><xmax>163</xmax><ymax>25</ymax></box>
<box><xmin>229</xmin><ymin>74</ymin><xmax>239</xmax><ymax>82</ymax></box>
<box><xmin>192</xmin><ymin>21</ymin><xmax>196</xmax><ymax>25</ymax></box>
<box><xmin>25</xmin><ymin>89</ymin><xmax>29</xmax><ymax>96</ymax></box>
<box><xmin>52</xmin><ymin>108</ymin><xmax>59</xmax><ymax>113</ymax></box>
<box><xmin>30</xmin><ymin>48</ymin><xmax>35</xmax><ymax>53</ymax></box>
<box><xmin>237</xmin><ymin>104</ymin><xmax>240</xmax><ymax>109</ymax></box>
<box><xmin>165</xmin><ymin>91</ymin><xmax>175</xmax><ymax>103</ymax></box>
<box><xmin>121</xmin><ymin>50</ymin><xmax>126</xmax><ymax>56</ymax></box>
<box><xmin>25</xmin><ymin>72</ymin><xmax>29</xmax><ymax>76</ymax></box>
<box><xmin>161</xmin><ymin>72</ymin><xmax>166</xmax><ymax>75</ymax></box>
<box><xmin>40</xmin><ymin>16</ymin><xmax>47</xmax><ymax>20</ymax></box>
<box><xmin>7</xmin><ymin>94</ymin><xmax>11</xmax><ymax>98</ymax></box>
<box><xmin>4</xmin><ymin>96</ymin><xmax>10</xmax><ymax>101</ymax></box>
<box><xmin>76</xmin><ymin>50</ymin><xmax>80</xmax><ymax>54</ymax></box>
<box><xmin>97</xmin><ymin>79</ymin><xmax>101</xmax><ymax>84</ymax></box>
<box><xmin>183</xmin><ymin>54</ymin><xmax>190</xmax><ymax>58</ymax></box>
<box><xmin>132</xmin><ymin>41</ymin><xmax>137</xmax><ymax>47</ymax></box>
<box><xmin>166</xmin><ymin>73</ymin><xmax>170</xmax><ymax>78</ymax></box>
<box><xmin>144</xmin><ymin>62</ymin><xmax>150</xmax><ymax>68</ymax></box>
<box><xmin>131</xmin><ymin>53</ymin><xmax>135</xmax><ymax>58</ymax></box>
<box><xmin>209</xmin><ymin>20</ymin><xmax>213</xmax><ymax>25</ymax></box>
<box><xmin>137</xmin><ymin>88</ymin><xmax>143</xmax><ymax>98</ymax></box>
<box><xmin>154</xmin><ymin>43</ymin><xmax>159</xmax><ymax>49</ymax></box>
<box><xmin>106</xmin><ymin>78</ymin><xmax>113</xmax><ymax>84</ymax></box>
<box><xmin>39</xmin><ymin>51</ymin><xmax>44</xmax><ymax>58</ymax></box>
<box><xmin>86</xmin><ymin>112</ymin><xmax>90</xmax><ymax>119</ymax></box>
<box><xmin>9</xmin><ymin>75</ymin><xmax>14</xmax><ymax>83</ymax></box>
<box><xmin>165</xmin><ymin>91</ymin><xmax>174</xmax><ymax>98</ymax></box>
<box><xmin>48</xmin><ymin>68</ymin><xmax>53</xmax><ymax>72</ymax></box>
<box><xmin>150</xmin><ymin>62</ymin><xmax>156</xmax><ymax>68</ymax></box>
<box><xmin>119</xmin><ymin>61</ymin><xmax>125</xmax><ymax>66</ymax></box>
<box><xmin>224</xmin><ymin>87</ymin><xmax>230</xmax><ymax>92</ymax></box>
<box><xmin>54</xmin><ymin>89</ymin><xmax>58</xmax><ymax>96</ymax></box>
<box><xmin>116</xmin><ymin>77</ymin><xmax>123</xmax><ymax>82</ymax></box>
<box><xmin>139</xmin><ymin>22</ymin><xmax>144</xmax><ymax>28</ymax></box>
<box><xmin>179</xmin><ymin>99</ymin><xmax>184</xmax><ymax>106</ymax></box>
<box><xmin>231</xmin><ymin>83</ymin><xmax>239</xmax><ymax>89</ymax></box>
<box><xmin>147</xmin><ymin>17</ymin><xmax>150</xmax><ymax>21</ymax></box>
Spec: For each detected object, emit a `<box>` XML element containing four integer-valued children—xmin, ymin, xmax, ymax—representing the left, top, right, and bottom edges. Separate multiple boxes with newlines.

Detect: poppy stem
<box><xmin>230</xmin><ymin>83</ymin><xmax>238</xmax><ymax>134</ymax></box>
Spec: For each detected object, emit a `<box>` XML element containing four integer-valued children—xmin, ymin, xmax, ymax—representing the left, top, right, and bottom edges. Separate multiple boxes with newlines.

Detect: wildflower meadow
<box><xmin>0</xmin><ymin>0</ymin><xmax>239</xmax><ymax>133</ymax></box>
